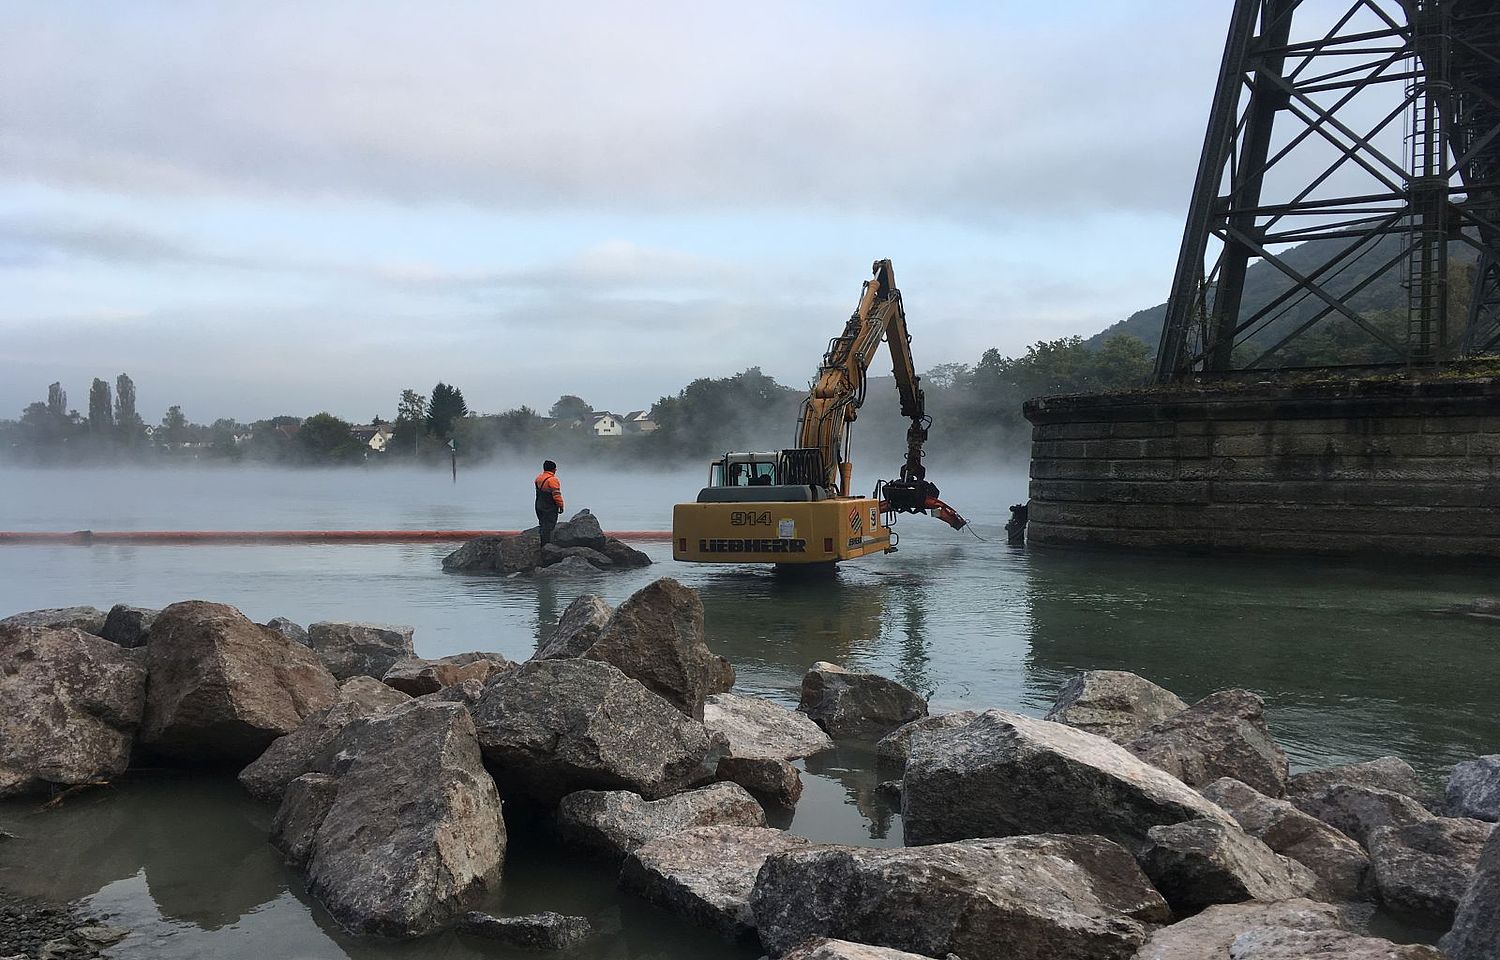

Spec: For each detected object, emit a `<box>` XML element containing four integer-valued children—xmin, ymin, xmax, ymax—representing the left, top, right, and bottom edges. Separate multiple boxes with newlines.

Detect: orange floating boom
<box><xmin>0</xmin><ymin>530</ymin><xmax>672</xmax><ymax>545</ymax></box>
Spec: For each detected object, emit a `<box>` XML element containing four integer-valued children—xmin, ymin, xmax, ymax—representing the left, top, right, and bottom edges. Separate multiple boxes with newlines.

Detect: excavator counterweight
<box><xmin>672</xmin><ymin>260</ymin><xmax>969</xmax><ymax>566</ymax></box>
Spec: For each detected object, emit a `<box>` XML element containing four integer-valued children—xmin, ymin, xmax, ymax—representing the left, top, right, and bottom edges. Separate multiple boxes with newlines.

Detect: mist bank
<box><xmin>0</xmin><ymin>335</ymin><xmax>1149</xmax><ymax>471</ymax></box>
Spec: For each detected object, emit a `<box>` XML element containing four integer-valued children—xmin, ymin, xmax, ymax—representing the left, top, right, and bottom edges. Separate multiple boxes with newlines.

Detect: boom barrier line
<box><xmin>0</xmin><ymin>530</ymin><xmax>673</xmax><ymax>545</ymax></box>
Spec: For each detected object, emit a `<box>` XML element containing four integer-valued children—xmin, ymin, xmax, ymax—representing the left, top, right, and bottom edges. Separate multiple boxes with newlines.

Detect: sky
<box><xmin>0</xmin><ymin>0</ymin><xmax>1232</xmax><ymax>424</ymax></box>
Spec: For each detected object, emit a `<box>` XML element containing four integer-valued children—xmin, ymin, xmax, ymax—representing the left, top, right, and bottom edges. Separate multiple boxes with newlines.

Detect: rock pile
<box><xmin>442</xmin><ymin>509</ymin><xmax>652</xmax><ymax>576</ymax></box>
<box><xmin>5</xmin><ymin>594</ymin><xmax>1495</xmax><ymax>958</ymax></box>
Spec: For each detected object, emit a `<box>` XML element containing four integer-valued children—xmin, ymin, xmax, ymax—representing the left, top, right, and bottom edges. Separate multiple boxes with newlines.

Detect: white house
<box><xmin>589</xmin><ymin>413</ymin><xmax>625</xmax><ymax>437</ymax></box>
<box><xmin>624</xmin><ymin>410</ymin><xmax>658</xmax><ymax>433</ymax></box>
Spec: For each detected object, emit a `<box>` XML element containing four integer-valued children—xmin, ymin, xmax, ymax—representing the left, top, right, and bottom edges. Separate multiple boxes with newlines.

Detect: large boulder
<box><xmin>533</xmin><ymin>595</ymin><xmax>612</xmax><ymax>660</ymax></box>
<box><xmin>1138</xmin><ymin>818</ymin><xmax>1319</xmax><ymax>914</ymax></box>
<box><xmin>585</xmin><ymin>578</ymin><xmax>726</xmax><ymax>720</ymax></box>
<box><xmin>599</xmin><ymin>538</ymin><xmax>653</xmax><ymax>569</ymax></box>
<box><xmin>620</xmin><ymin>825</ymin><xmax>810</xmax><ymax>944</ymax></box>
<box><xmin>1441</xmin><ymin>826</ymin><xmax>1500</xmax><ymax>960</ymax></box>
<box><xmin>272</xmin><ymin>772</ymin><xmax>339</xmax><ymax>865</ymax></box>
<box><xmin>381</xmin><ymin>652</ymin><xmax>513</xmax><ymax>696</ymax></box>
<box><xmin>874</xmin><ymin>712</ymin><xmax>979</xmax><ymax>771</ymax></box>
<box><xmin>533</xmin><ymin>555</ymin><xmax>604</xmax><ymax>578</ymax></box>
<box><xmin>1125</xmin><ymin>689</ymin><xmax>1288</xmax><ymax>797</ymax></box>
<box><xmin>99</xmin><ymin>604</ymin><xmax>158</xmax><ymax>648</ymax></box>
<box><xmin>902</xmin><ymin>709</ymin><xmax>1233</xmax><ymax>850</ymax></box>
<box><xmin>1286</xmin><ymin>756</ymin><xmax>1429</xmax><ymax>804</ymax></box>
<box><xmin>716</xmin><ymin>757</ymin><xmax>802</xmax><ymax>809</ymax></box>
<box><xmin>1200</xmin><ymin>778</ymin><xmax>1369</xmax><ymax>900</ymax></box>
<box><xmin>0</xmin><ymin>606</ymin><xmax>108</xmax><ymax>635</ymax></box>
<box><xmin>555</xmin><ymin>782</ymin><xmax>765</xmax><ymax>861</ymax></box>
<box><xmin>457</xmin><ymin>911</ymin><xmax>595</xmax><ymax>950</ymax></box>
<box><xmin>797</xmin><ymin>662</ymin><xmax>927</xmax><ymax>739</ymax></box>
<box><xmin>1366</xmin><ymin>816</ymin><xmax>1495</xmax><ymax>926</ymax></box>
<box><xmin>1132</xmin><ymin>899</ymin><xmax>1444</xmax><ymax>959</ymax></box>
<box><xmin>273</xmin><ymin>700</ymin><xmax>505</xmax><ymax>938</ymax></box>
<box><xmin>471</xmin><ymin>658</ymin><xmax>715</xmax><ymax>805</ymax></box>
<box><xmin>0</xmin><ymin>626</ymin><xmax>147</xmax><ymax>797</ymax></box>
<box><xmin>552</xmin><ymin>509</ymin><xmax>607</xmax><ymax>549</ymax></box>
<box><xmin>1446</xmin><ymin>755</ymin><xmax>1500</xmax><ymax>822</ymax></box>
<box><xmin>752</xmin><ymin>835</ymin><xmax>1170</xmax><ymax>960</ymax></box>
<box><xmin>305</xmin><ymin>621</ymin><xmax>415</xmax><ymax>682</ymax></box>
<box><xmin>442</xmin><ymin>529</ymin><xmax>543</xmax><ymax>575</ymax></box>
<box><xmin>142</xmin><ymin>601</ymin><xmax>338</xmax><ymax>764</ymax></box>
<box><xmin>704</xmin><ymin>693</ymin><xmax>833</xmax><ymax>760</ymax></box>
<box><xmin>238</xmin><ymin>680</ymin><xmax>413</xmax><ymax>801</ymax></box>
<box><xmin>1045</xmin><ymin>671</ymin><xmax>1188</xmax><ymax>743</ymax></box>
<box><xmin>1292</xmin><ymin>784</ymin><xmax>1434</xmax><ymax>847</ymax></box>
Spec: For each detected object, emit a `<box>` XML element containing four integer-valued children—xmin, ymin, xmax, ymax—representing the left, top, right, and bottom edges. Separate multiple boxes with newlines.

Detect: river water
<box><xmin>1</xmin><ymin>463</ymin><xmax>1495</xmax><ymax>957</ymax></box>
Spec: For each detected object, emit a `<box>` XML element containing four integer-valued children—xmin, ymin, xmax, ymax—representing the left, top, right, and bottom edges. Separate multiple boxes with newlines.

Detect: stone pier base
<box><xmin>1022</xmin><ymin>378</ymin><xmax>1500</xmax><ymax>557</ymax></box>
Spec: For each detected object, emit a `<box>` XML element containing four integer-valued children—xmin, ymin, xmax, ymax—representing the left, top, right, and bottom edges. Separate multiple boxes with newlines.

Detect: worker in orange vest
<box><xmin>534</xmin><ymin>459</ymin><xmax>565</xmax><ymax>546</ymax></box>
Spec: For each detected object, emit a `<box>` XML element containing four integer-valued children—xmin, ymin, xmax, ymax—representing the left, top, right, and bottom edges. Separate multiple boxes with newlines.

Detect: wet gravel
<box><xmin>0</xmin><ymin>890</ymin><xmax>120</xmax><ymax>959</ymax></box>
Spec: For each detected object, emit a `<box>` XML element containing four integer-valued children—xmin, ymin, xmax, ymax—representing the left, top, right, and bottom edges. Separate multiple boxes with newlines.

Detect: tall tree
<box><xmin>88</xmin><ymin>378</ymin><xmax>114</xmax><ymax>435</ymax></box>
<box><xmin>114</xmin><ymin>374</ymin><xmax>139</xmax><ymax>432</ymax></box>
<box><xmin>426</xmin><ymin>382</ymin><xmax>468</xmax><ymax>440</ymax></box>
<box><xmin>161</xmin><ymin>405</ymin><xmax>188</xmax><ymax>444</ymax></box>
<box><xmin>393</xmin><ymin>388</ymin><xmax>427</xmax><ymax>455</ymax></box>
<box><xmin>46</xmin><ymin>382</ymin><xmax>66</xmax><ymax>417</ymax></box>
<box><xmin>548</xmin><ymin>395</ymin><xmax>593</xmax><ymax>422</ymax></box>
<box><xmin>297</xmin><ymin>412</ymin><xmax>364</xmax><ymax>462</ymax></box>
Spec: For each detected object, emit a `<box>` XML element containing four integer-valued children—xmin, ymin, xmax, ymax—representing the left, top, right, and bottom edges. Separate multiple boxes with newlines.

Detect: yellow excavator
<box><xmin>672</xmin><ymin>259</ymin><xmax>969</xmax><ymax>566</ymax></box>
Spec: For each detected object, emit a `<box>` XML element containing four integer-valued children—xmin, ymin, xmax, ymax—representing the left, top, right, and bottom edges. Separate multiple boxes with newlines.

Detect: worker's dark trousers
<box><xmin>537</xmin><ymin>508</ymin><xmax>560</xmax><ymax>546</ymax></box>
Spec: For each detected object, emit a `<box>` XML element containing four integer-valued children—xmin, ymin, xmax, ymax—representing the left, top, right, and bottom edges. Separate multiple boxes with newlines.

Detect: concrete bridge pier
<box><xmin>1022</xmin><ymin>378</ymin><xmax>1500</xmax><ymax>557</ymax></box>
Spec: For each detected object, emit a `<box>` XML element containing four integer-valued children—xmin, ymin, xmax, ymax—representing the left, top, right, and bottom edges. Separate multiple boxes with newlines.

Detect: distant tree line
<box><xmin>0</xmin><ymin>335</ymin><xmax>1153</xmax><ymax>468</ymax></box>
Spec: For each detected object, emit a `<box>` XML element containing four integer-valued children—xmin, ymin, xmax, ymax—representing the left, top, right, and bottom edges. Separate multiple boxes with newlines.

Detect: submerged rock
<box><xmin>703</xmin><ymin>693</ymin><xmax>833</xmax><ymax>761</ymax></box>
<box><xmin>533</xmin><ymin>595</ymin><xmax>612</xmax><ymax>661</ymax></box>
<box><xmin>99</xmin><ymin>604</ymin><xmax>158</xmax><ymax>648</ymax></box>
<box><xmin>540</xmin><ymin>543</ymin><xmax>613</xmax><ymax>569</ymax></box>
<box><xmin>533</xmin><ymin>555</ymin><xmax>603</xmax><ymax>578</ymax></box>
<box><xmin>1441</xmin><ymin>826</ymin><xmax>1500</xmax><ymax>960</ymax></box>
<box><xmin>585</xmin><ymin>578</ymin><xmax>728</xmax><ymax>720</ymax></box>
<box><xmin>444</xmin><ymin>511</ymin><xmax>651</xmax><ymax>576</ymax></box>
<box><xmin>305</xmin><ymin>621</ymin><xmax>415</xmax><ymax>682</ymax></box>
<box><xmin>1139</xmin><ymin>818</ymin><xmax>1319</xmax><ymax>913</ymax></box>
<box><xmin>276</xmin><ymin>700</ymin><xmax>505</xmax><ymax>938</ymax></box>
<box><xmin>1366</xmin><ymin>816</ymin><xmax>1495</xmax><ymax>926</ymax></box>
<box><xmin>1446</xmin><ymin>755</ymin><xmax>1500</xmax><ymax>822</ymax></box>
<box><xmin>1132</xmin><ymin>898</ymin><xmax>1444</xmax><ymax>959</ymax></box>
<box><xmin>381</xmin><ymin>652</ymin><xmax>513</xmax><ymax>696</ymax></box>
<box><xmin>556</xmin><ymin>782</ymin><xmax>765</xmax><ymax>861</ymax></box>
<box><xmin>797</xmin><ymin>662</ymin><xmax>927</xmax><ymax>739</ymax></box>
<box><xmin>752</xmin><ymin>834</ymin><xmax>1169</xmax><ymax>960</ymax></box>
<box><xmin>1125</xmin><ymin>689</ymin><xmax>1288</xmax><ymax>797</ymax></box>
<box><xmin>0</xmin><ymin>626</ymin><xmax>147</xmax><ymax>797</ymax></box>
<box><xmin>621</xmin><ymin>825</ymin><xmax>810</xmax><ymax>944</ymax></box>
<box><xmin>142</xmin><ymin>601</ymin><xmax>338</xmax><ymax>764</ymax></box>
<box><xmin>442</xmin><ymin>529</ymin><xmax>543</xmax><ymax>575</ymax></box>
<box><xmin>1200</xmin><ymin>777</ymin><xmax>1369</xmax><ymax>900</ymax></box>
<box><xmin>599</xmin><ymin>538</ymin><xmax>653</xmax><ymax>569</ymax></box>
<box><xmin>874</xmin><ymin>712</ymin><xmax>979</xmax><ymax>771</ymax></box>
<box><xmin>472</xmin><ymin>658</ymin><xmax>714</xmax><ymax>805</ymax></box>
<box><xmin>1286</xmin><ymin>756</ymin><xmax>1429</xmax><ymax>804</ymax></box>
<box><xmin>0</xmin><ymin>606</ymin><xmax>108</xmax><ymax>635</ymax></box>
<box><xmin>457</xmin><ymin>911</ymin><xmax>595</xmax><ymax>950</ymax></box>
<box><xmin>1045</xmin><ymin>670</ymin><xmax>1187</xmax><ymax>743</ymax></box>
<box><xmin>781</xmin><ymin>940</ymin><xmax>932</xmax><ymax>960</ymax></box>
<box><xmin>716</xmin><ymin>756</ymin><xmax>802</xmax><ymax>809</ymax></box>
<box><xmin>902</xmin><ymin>709</ymin><xmax>1231</xmax><ymax>850</ymax></box>
<box><xmin>1292</xmin><ymin>784</ymin><xmax>1434</xmax><ymax>847</ymax></box>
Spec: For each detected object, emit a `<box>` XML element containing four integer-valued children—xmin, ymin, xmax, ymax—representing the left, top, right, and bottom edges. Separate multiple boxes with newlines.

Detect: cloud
<box><xmin>0</xmin><ymin>1</ymin><xmax>1219</xmax><ymax>223</ymax></box>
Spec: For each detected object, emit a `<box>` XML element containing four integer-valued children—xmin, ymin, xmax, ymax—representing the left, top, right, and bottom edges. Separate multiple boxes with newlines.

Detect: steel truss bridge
<box><xmin>1155</xmin><ymin>0</ymin><xmax>1500</xmax><ymax>382</ymax></box>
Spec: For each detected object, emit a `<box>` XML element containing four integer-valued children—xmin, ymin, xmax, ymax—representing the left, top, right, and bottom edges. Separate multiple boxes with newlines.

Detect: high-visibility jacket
<box><xmin>534</xmin><ymin>471</ymin><xmax>564</xmax><ymax>512</ymax></box>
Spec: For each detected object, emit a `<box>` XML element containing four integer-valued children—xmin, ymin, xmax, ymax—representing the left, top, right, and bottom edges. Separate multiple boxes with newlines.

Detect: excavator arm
<box><xmin>794</xmin><ymin>260</ymin><xmax>968</xmax><ymax>528</ymax></box>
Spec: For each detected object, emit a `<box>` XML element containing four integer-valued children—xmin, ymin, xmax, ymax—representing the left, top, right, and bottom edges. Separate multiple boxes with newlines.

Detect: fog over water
<box><xmin>1</xmin><ymin>462</ymin><xmax>1494</xmax><ymax>957</ymax></box>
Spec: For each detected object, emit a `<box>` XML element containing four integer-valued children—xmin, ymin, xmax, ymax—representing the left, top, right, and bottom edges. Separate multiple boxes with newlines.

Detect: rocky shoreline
<box><xmin>2</xmin><ymin>586</ymin><xmax>1497</xmax><ymax>959</ymax></box>
<box><xmin>0</xmin><ymin>889</ymin><xmax>127</xmax><ymax>960</ymax></box>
